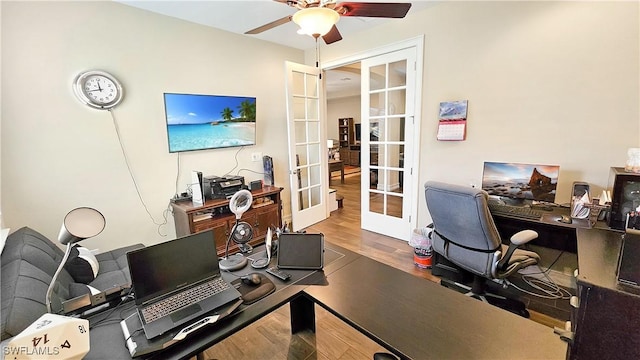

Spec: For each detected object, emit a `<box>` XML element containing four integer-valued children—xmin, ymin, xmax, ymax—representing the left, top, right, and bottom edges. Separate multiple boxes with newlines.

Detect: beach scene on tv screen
<box><xmin>165</xmin><ymin>93</ymin><xmax>256</xmax><ymax>152</ymax></box>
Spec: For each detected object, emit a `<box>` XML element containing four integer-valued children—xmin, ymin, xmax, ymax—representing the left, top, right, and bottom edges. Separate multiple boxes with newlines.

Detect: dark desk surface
<box><xmin>571</xmin><ymin>227</ymin><xmax>640</xmax><ymax>359</ymax></box>
<box><xmin>97</xmin><ymin>242</ymin><xmax>567</xmax><ymax>359</ymax></box>
<box><xmin>304</xmin><ymin>255</ymin><xmax>567</xmax><ymax>360</ymax></box>
<box><xmin>491</xmin><ymin>205</ymin><xmax>591</xmax><ymax>229</ymax></box>
<box><xmin>492</xmin><ymin>206</ymin><xmax>590</xmax><ymax>253</ymax></box>
<box><xmin>139</xmin><ymin>245</ymin><xmax>360</xmax><ymax>359</ymax></box>
<box><xmin>576</xmin><ymin>227</ymin><xmax>625</xmax><ymax>290</ymax></box>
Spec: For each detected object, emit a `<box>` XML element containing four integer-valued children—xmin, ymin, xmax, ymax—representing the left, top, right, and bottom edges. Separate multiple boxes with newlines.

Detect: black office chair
<box><xmin>424</xmin><ymin>181</ymin><xmax>540</xmax><ymax>317</ymax></box>
<box><xmin>373</xmin><ymin>353</ymin><xmax>398</xmax><ymax>360</ymax></box>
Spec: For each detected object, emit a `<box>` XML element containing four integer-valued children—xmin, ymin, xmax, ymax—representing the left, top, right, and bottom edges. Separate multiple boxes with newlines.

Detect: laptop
<box><xmin>127</xmin><ymin>230</ymin><xmax>242</xmax><ymax>339</ymax></box>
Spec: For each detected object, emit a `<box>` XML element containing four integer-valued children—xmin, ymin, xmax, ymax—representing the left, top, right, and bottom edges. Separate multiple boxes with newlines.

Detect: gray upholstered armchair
<box><xmin>424</xmin><ymin>181</ymin><xmax>540</xmax><ymax>317</ymax></box>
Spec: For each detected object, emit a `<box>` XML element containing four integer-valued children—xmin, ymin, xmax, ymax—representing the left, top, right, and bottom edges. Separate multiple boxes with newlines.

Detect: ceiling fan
<box><xmin>245</xmin><ymin>0</ymin><xmax>412</xmax><ymax>45</ymax></box>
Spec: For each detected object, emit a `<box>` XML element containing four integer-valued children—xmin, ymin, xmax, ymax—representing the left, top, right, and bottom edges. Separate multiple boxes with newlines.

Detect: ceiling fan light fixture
<box><xmin>292</xmin><ymin>7</ymin><xmax>340</xmax><ymax>37</ymax></box>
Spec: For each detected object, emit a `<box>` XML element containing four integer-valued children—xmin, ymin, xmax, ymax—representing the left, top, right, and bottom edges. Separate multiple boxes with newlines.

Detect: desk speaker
<box><xmin>249</xmin><ymin>180</ymin><xmax>262</xmax><ymax>191</ymax></box>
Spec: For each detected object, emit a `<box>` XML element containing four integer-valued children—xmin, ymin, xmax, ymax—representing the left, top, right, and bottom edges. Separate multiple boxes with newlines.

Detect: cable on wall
<box><xmin>220</xmin><ymin>147</ymin><xmax>267</xmax><ymax>177</ymax></box>
<box><xmin>109</xmin><ymin>109</ymin><xmax>167</xmax><ymax>236</ymax></box>
<box><xmin>222</xmin><ymin>146</ymin><xmax>245</xmax><ymax>177</ymax></box>
<box><xmin>174</xmin><ymin>152</ymin><xmax>181</xmax><ymax>196</ymax></box>
<box><xmin>237</xmin><ymin>168</ymin><xmax>265</xmax><ymax>176</ymax></box>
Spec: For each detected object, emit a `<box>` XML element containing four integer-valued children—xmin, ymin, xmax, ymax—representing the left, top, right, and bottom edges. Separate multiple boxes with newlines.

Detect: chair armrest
<box><xmin>497</xmin><ymin>230</ymin><xmax>538</xmax><ymax>271</ymax></box>
<box><xmin>510</xmin><ymin>229</ymin><xmax>538</xmax><ymax>245</ymax></box>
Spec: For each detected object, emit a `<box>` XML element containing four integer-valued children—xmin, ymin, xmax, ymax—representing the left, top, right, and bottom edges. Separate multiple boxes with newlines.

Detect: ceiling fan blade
<box><xmin>323</xmin><ymin>25</ymin><xmax>343</xmax><ymax>45</ymax></box>
<box><xmin>245</xmin><ymin>15</ymin><xmax>293</xmax><ymax>35</ymax></box>
<box><xmin>335</xmin><ymin>2</ymin><xmax>412</xmax><ymax>18</ymax></box>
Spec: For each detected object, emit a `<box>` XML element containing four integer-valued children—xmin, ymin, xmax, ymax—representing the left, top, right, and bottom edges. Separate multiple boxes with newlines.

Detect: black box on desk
<box><xmin>608</xmin><ymin>167</ymin><xmax>640</xmax><ymax>230</ymax></box>
<box><xmin>431</xmin><ymin>252</ymin><xmax>473</xmax><ymax>284</ymax></box>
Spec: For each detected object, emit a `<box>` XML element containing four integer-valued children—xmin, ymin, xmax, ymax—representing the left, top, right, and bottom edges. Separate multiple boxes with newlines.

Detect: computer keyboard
<box><xmin>487</xmin><ymin>203</ymin><xmax>543</xmax><ymax>220</ymax></box>
<box><xmin>141</xmin><ymin>277</ymin><xmax>230</xmax><ymax>323</ymax></box>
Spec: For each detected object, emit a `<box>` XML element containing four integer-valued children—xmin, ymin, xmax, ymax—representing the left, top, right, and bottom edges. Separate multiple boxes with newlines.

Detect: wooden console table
<box><xmin>170</xmin><ymin>186</ymin><xmax>283</xmax><ymax>256</ymax></box>
<box><xmin>329</xmin><ymin>159</ymin><xmax>344</xmax><ymax>184</ymax></box>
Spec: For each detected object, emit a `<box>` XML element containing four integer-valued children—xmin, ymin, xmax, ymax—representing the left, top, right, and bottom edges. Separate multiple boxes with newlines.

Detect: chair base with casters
<box><xmin>424</xmin><ymin>181</ymin><xmax>541</xmax><ymax>319</ymax></box>
<box><xmin>373</xmin><ymin>352</ymin><xmax>399</xmax><ymax>360</ymax></box>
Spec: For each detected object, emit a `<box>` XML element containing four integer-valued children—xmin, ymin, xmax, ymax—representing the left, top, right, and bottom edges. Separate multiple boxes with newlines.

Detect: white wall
<box><xmin>1</xmin><ymin>1</ymin><xmax>303</xmax><ymax>251</ymax></box>
<box><xmin>3</xmin><ymin>1</ymin><xmax>638</xmax><ymax>248</ymax></box>
<box><xmin>317</xmin><ymin>1</ymin><xmax>639</xmax><ymax>229</ymax></box>
<box><xmin>327</xmin><ymin>95</ymin><xmax>361</xmax><ymax>141</ymax></box>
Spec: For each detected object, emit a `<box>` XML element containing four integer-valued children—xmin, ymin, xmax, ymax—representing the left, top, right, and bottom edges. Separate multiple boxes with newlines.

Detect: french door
<box><xmin>284</xmin><ymin>61</ymin><xmax>328</xmax><ymax>231</ymax></box>
<box><xmin>360</xmin><ymin>48</ymin><xmax>417</xmax><ymax>240</ymax></box>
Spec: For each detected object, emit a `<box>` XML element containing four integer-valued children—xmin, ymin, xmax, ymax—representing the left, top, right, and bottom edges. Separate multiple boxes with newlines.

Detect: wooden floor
<box><xmin>200</xmin><ymin>171</ymin><xmax>562</xmax><ymax>359</ymax></box>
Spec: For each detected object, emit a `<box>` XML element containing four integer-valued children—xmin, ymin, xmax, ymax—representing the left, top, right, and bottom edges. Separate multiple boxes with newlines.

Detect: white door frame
<box><xmin>322</xmin><ymin>36</ymin><xmax>424</xmax><ymax>240</ymax></box>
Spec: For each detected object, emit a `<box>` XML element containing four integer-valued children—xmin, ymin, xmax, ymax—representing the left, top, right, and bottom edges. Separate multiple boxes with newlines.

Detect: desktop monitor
<box><xmin>482</xmin><ymin>162</ymin><xmax>560</xmax><ymax>203</ymax></box>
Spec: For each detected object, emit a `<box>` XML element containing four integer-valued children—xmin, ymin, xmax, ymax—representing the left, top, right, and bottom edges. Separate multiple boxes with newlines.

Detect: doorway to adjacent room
<box><xmin>323</xmin><ymin>36</ymin><xmax>424</xmax><ymax>241</ymax></box>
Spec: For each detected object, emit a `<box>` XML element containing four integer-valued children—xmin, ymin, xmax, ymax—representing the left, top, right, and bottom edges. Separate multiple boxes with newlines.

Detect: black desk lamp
<box><xmin>46</xmin><ymin>207</ymin><xmax>106</xmax><ymax>313</ymax></box>
<box><xmin>219</xmin><ymin>190</ymin><xmax>254</xmax><ymax>271</ymax></box>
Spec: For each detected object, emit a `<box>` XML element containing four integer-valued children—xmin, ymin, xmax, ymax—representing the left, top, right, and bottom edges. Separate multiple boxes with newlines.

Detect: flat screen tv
<box><xmin>164</xmin><ymin>93</ymin><xmax>256</xmax><ymax>153</ymax></box>
<box><xmin>481</xmin><ymin>161</ymin><xmax>560</xmax><ymax>203</ymax></box>
<box><xmin>354</xmin><ymin>123</ymin><xmax>362</xmax><ymax>142</ymax></box>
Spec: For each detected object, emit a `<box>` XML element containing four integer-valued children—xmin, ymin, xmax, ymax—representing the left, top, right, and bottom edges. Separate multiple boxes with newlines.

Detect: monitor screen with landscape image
<box><xmin>481</xmin><ymin>161</ymin><xmax>560</xmax><ymax>203</ymax></box>
<box><xmin>164</xmin><ymin>93</ymin><xmax>256</xmax><ymax>153</ymax></box>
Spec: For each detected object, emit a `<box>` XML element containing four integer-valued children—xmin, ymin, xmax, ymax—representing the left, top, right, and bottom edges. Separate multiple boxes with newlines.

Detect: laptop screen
<box><xmin>127</xmin><ymin>230</ymin><xmax>220</xmax><ymax>305</ymax></box>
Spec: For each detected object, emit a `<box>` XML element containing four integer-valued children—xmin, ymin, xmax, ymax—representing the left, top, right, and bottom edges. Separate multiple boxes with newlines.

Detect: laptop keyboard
<box><xmin>488</xmin><ymin>203</ymin><xmax>542</xmax><ymax>220</ymax></box>
<box><xmin>141</xmin><ymin>277</ymin><xmax>230</xmax><ymax>323</ymax></box>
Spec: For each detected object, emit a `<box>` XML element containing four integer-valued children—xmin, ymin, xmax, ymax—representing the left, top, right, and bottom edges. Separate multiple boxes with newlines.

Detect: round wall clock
<box><xmin>72</xmin><ymin>70</ymin><xmax>124</xmax><ymax>110</ymax></box>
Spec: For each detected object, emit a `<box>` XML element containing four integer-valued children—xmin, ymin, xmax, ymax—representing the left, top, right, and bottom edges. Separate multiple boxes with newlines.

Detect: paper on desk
<box><xmin>571</xmin><ymin>190</ymin><xmax>591</xmax><ymax>219</ymax></box>
<box><xmin>599</xmin><ymin>190</ymin><xmax>612</xmax><ymax>205</ymax></box>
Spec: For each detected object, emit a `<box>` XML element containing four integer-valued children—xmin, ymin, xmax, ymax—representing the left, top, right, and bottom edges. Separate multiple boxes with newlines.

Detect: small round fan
<box><xmin>219</xmin><ymin>190</ymin><xmax>254</xmax><ymax>271</ymax></box>
<box><xmin>231</xmin><ymin>222</ymin><xmax>254</xmax><ymax>245</ymax></box>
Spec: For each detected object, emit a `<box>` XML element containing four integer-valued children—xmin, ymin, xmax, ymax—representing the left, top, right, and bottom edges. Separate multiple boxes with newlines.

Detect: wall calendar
<box><xmin>437</xmin><ymin>100</ymin><xmax>468</xmax><ymax>141</ymax></box>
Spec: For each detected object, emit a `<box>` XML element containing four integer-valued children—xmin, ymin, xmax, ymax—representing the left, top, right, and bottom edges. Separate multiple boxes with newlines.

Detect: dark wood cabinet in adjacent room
<box><xmin>171</xmin><ymin>186</ymin><xmax>283</xmax><ymax>257</ymax></box>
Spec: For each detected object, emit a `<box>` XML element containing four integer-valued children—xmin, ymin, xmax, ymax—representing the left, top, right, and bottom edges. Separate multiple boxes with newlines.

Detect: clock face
<box><xmin>73</xmin><ymin>70</ymin><xmax>123</xmax><ymax>110</ymax></box>
<box><xmin>83</xmin><ymin>75</ymin><xmax>118</xmax><ymax>104</ymax></box>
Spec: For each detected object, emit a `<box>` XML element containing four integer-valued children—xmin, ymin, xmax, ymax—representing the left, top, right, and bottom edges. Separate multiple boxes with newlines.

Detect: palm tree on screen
<box><xmin>221</xmin><ymin>107</ymin><xmax>234</xmax><ymax>121</ymax></box>
<box><xmin>238</xmin><ymin>100</ymin><xmax>256</xmax><ymax>121</ymax></box>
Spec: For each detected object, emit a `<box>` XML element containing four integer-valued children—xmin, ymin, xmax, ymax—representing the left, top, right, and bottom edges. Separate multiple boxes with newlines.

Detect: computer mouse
<box><xmin>559</xmin><ymin>215</ymin><xmax>572</xmax><ymax>224</ymax></box>
<box><xmin>241</xmin><ymin>273</ymin><xmax>262</xmax><ymax>286</ymax></box>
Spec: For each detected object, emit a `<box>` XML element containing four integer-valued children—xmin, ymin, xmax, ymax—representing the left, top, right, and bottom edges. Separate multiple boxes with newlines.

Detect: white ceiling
<box><xmin>115</xmin><ymin>0</ymin><xmax>433</xmax><ymax>97</ymax></box>
<box><xmin>115</xmin><ymin>0</ymin><xmax>434</xmax><ymax>51</ymax></box>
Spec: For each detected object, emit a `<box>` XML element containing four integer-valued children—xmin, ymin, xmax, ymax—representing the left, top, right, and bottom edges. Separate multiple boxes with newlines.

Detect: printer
<box><xmin>203</xmin><ymin>175</ymin><xmax>245</xmax><ymax>200</ymax></box>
